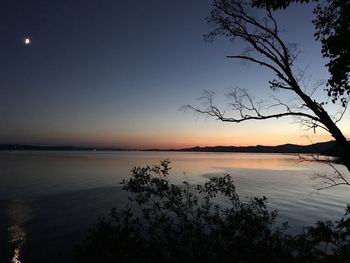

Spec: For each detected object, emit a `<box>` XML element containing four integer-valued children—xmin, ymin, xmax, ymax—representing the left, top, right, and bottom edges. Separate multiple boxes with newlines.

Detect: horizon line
<box><xmin>0</xmin><ymin>139</ymin><xmax>335</xmax><ymax>151</ymax></box>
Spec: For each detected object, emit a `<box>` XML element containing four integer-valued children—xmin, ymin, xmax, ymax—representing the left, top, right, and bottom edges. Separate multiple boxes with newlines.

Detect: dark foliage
<box><xmin>252</xmin><ymin>0</ymin><xmax>350</xmax><ymax>106</ymax></box>
<box><xmin>76</xmin><ymin>161</ymin><xmax>350</xmax><ymax>263</ymax></box>
<box><xmin>251</xmin><ymin>0</ymin><xmax>317</xmax><ymax>10</ymax></box>
<box><xmin>314</xmin><ymin>0</ymin><xmax>350</xmax><ymax>106</ymax></box>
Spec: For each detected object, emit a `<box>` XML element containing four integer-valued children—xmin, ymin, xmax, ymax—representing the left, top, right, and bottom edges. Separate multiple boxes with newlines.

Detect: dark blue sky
<box><xmin>1</xmin><ymin>0</ymin><xmax>348</xmax><ymax>148</ymax></box>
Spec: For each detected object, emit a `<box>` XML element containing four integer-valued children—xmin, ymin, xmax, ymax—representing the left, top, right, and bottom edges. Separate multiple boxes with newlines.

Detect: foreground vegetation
<box><xmin>76</xmin><ymin>160</ymin><xmax>350</xmax><ymax>263</ymax></box>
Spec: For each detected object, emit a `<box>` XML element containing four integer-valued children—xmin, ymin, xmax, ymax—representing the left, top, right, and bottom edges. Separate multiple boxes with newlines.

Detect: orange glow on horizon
<box><xmin>81</xmin><ymin>132</ymin><xmax>337</xmax><ymax>150</ymax></box>
<box><xmin>24</xmin><ymin>117</ymin><xmax>349</xmax><ymax>150</ymax></box>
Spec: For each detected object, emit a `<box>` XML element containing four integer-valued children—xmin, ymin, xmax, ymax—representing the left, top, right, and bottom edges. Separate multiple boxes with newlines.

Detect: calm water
<box><xmin>1</xmin><ymin>151</ymin><xmax>350</xmax><ymax>262</ymax></box>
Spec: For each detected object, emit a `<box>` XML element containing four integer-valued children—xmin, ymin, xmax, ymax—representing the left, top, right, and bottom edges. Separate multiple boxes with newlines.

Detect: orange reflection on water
<box><xmin>160</xmin><ymin>153</ymin><xmax>305</xmax><ymax>172</ymax></box>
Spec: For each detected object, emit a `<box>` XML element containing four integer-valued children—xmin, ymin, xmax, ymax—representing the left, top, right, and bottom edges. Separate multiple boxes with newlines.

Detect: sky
<box><xmin>1</xmin><ymin>0</ymin><xmax>349</xmax><ymax>149</ymax></box>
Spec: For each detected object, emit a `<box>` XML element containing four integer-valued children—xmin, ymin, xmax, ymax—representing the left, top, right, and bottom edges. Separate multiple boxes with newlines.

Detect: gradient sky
<box><xmin>1</xmin><ymin>0</ymin><xmax>349</xmax><ymax>149</ymax></box>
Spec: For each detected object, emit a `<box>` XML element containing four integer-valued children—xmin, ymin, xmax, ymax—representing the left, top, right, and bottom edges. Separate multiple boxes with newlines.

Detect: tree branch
<box><xmin>183</xmin><ymin>89</ymin><xmax>321</xmax><ymax>125</ymax></box>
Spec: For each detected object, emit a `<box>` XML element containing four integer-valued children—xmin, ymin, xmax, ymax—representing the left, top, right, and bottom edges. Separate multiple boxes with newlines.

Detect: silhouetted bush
<box><xmin>75</xmin><ymin>160</ymin><xmax>350</xmax><ymax>263</ymax></box>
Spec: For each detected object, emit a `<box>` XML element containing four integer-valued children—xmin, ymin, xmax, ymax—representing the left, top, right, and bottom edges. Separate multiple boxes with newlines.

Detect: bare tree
<box><xmin>185</xmin><ymin>0</ymin><xmax>350</xmax><ymax>174</ymax></box>
<box><xmin>295</xmin><ymin>153</ymin><xmax>350</xmax><ymax>190</ymax></box>
<box><xmin>252</xmin><ymin>0</ymin><xmax>350</xmax><ymax>107</ymax></box>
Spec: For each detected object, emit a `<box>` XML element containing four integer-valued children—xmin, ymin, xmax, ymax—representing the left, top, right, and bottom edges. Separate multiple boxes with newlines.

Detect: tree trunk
<box><xmin>296</xmin><ymin>87</ymin><xmax>350</xmax><ymax>171</ymax></box>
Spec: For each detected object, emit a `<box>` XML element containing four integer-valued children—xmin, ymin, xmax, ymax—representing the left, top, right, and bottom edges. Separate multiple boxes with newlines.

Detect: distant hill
<box><xmin>0</xmin><ymin>144</ymin><xmax>133</xmax><ymax>151</ymax></box>
<box><xmin>0</xmin><ymin>141</ymin><xmax>342</xmax><ymax>155</ymax></box>
<box><xmin>145</xmin><ymin>141</ymin><xmax>338</xmax><ymax>155</ymax></box>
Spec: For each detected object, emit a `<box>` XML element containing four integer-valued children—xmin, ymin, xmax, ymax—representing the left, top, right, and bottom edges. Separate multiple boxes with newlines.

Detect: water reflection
<box><xmin>1</xmin><ymin>151</ymin><xmax>350</xmax><ymax>259</ymax></box>
<box><xmin>1</xmin><ymin>151</ymin><xmax>350</xmax><ymax>204</ymax></box>
<box><xmin>7</xmin><ymin>199</ymin><xmax>32</xmax><ymax>263</ymax></box>
<box><xmin>0</xmin><ymin>151</ymin><xmax>308</xmax><ymax>199</ymax></box>
<box><xmin>9</xmin><ymin>225</ymin><xmax>25</xmax><ymax>263</ymax></box>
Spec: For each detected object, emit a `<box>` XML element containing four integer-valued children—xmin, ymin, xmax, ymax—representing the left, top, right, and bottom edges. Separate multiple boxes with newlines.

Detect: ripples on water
<box><xmin>0</xmin><ymin>151</ymin><xmax>350</xmax><ymax>261</ymax></box>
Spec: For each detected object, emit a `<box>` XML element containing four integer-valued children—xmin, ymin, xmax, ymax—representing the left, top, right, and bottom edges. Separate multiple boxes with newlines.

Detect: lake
<box><xmin>1</xmin><ymin>151</ymin><xmax>350</xmax><ymax>262</ymax></box>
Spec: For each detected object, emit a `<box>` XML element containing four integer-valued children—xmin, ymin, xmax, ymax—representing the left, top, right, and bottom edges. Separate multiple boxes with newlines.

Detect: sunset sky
<box><xmin>1</xmin><ymin>0</ymin><xmax>349</xmax><ymax>149</ymax></box>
